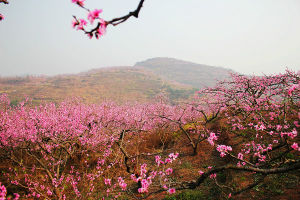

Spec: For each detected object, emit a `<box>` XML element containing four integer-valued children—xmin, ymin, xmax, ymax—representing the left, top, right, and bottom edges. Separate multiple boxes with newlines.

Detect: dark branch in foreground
<box><xmin>107</xmin><ymin>0</ymin><xmax>145</xmax><ymax>26</ymax></box>
<box><xmin>85</xmin><ymin>0</ymin><xmax>145</xmax><ymax>36</ymax></box>
<box><xmin>0</xmin><ymin>0</ymin><xmax>9</xmax><ymax>4</ymax></box>
<box><xmin>179</xmin><ymin>161</ymin><xmax>300</xmax><ymax>190</ymax></box>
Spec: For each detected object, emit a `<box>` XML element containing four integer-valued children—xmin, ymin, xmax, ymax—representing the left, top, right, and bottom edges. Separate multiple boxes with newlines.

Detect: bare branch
<box><xmin>107</xmin><ymin>0</ymin><xmax>145</xmax><ymax>26</ymax></box>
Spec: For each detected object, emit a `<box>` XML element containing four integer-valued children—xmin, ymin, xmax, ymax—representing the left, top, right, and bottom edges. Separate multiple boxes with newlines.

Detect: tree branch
<box><xmin>178</xmin><ymin>161</ymin><xmax>300</xmax><ymax>190</ymax></box>
<box><xmin>106</xmin><ymin>0</ymin><xmax>145</xmax><ymax>26</ymax></box>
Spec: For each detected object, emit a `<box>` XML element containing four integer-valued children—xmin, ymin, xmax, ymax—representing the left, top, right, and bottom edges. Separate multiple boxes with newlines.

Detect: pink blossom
<box><xmin>14</xmin><ymin>193</ymin><xmax>20</xmax><ymax>200</ymax></box>
<box><xmin>276</xmin><ymin>125</ymin><xmax>282</xmax><ymax>131</ymax></box>
<box><xmin>207</xmin><ymin>132</ymin><xmax>218</xmax><ymax>146</ymax></box>
<box><xmin>209</xmin><ymin>173</ymin><xmax>217</xmax><ymax>179</ymax></box>
<box><xmin>131</xmin><ymin>174</ymin><xmax>138</xmax><ymax>182</ymax></box>
<box><xmin>291</xmin><ymin>143</ymin><xmax>300</xmax><ymax>151</ymax></box>
<box><xmin>71</xmin><ymin>0</ymin><xmax>85</xmax><ymax>7</ymax></box>
<box><xmin>238</xmin><ymin>153</ymin><xmax>243</xmax><ymax>160</ymax></box>
<box><xmin>165</xmin><ymin>168</ymin><xmax>173</xmax><ymax>175</ymax></box>
<box><xmin>96</xmin><ymin>21</ymin><xmax>107</xmax><ymax>39</ymax></box>
<box><xmin>165</xmin><ymin>153</ymin><xmax>179</xmax><ymax>163</ymax></box>
<box><xmin>118</xmin><ymin>177</ymin><xmax>127</xmax><ymax>191</ymax></box>
<box><xmin>87</xmin><ymin>32</ymin><xmax>93</xmax><ymax>39</ymax></box>
<box><xmin>104</xmin><ymin>178</ymin><xmax>111</xmax><ymax>186</ymax></box>
<box><xmin>288</xmin><ymin>84</ymin><xmax>298</xmax><ymax>96</ymax></box>
<box><xmin>87</xmin><ymin>9</ymin><xmax>103</xmax><ymax>24</ymax></box>
<box><xmin>77</xmin><ymin>19</ymin><xmax>87</xmax><ymax>30</ymax></box>
<box><xmin>47</xmin><ymin>189</ymin><xmax>53</xmax><ymax>196</ymax></box>
<box><xmin>138</xmin><ymin>187</ymin><xmax>148</xmax><ymax>193</ymax></box>
<box><xmin>216</xmin><ymin>145</ymin><xmax>232</xmax><ymax>157</ymax></box>
<box><xmin>155</xmin><ymin>155</ymin><xmax>163</xmax><ymax>166</ymax></box>
<box><xmin>168</xmin><ymin>188</ymin><xmax>176</xmax><ymax>194</ymax></box>
<box><xmin>72</xmin><ymin>19</ymin><xmax>78</xmax><ymax>28</ymax></box>
<box><xmin>0</xmin><ymin>183</ymin><xmax>7</xmax><ymax>199</ymax></box>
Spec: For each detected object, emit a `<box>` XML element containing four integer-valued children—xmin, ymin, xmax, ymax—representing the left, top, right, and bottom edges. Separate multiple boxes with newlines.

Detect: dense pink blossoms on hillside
<box><xmin>0</xmin><ymin>70</ymin><xmax>299</xmax><ymax>199</ymax></box>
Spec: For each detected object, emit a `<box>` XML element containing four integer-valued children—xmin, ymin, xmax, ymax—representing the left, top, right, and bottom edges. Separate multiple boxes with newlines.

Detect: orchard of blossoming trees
<box><xmin>0</xmin><ymin>70</ymin><xmax>299</xmax><ymax>199</ymax></box>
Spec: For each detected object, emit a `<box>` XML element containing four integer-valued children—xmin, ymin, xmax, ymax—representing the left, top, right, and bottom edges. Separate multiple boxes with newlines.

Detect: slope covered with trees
<box><xmin>0</xmin><ymin>67</ymin><xmax>195</xmax><ymax>105</ymax></box>
<box><xmin>0</xmin><ymin>70</ymin><xmax>299</xmax><ymax>200</ymax></box>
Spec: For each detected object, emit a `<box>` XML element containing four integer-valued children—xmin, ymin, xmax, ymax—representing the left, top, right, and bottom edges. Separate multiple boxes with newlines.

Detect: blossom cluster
<box><xmin>130</xmin><ymin>153</ymin><xmax>178</xmax><ymax>194</ymax></box>
<box><xmin>0</xmin><ymin>182</ymin><xmax>19</xmax><ymax>200</ymax></box>
<box><xmin>207</xmin><ymin>132</ymin><xmax>218</xmax><ymax>146</ymax></box>
<box><xmin>71</xmin><ymin>0</ymin><xmax>107</xmax><ymax>39</ymax></box>
<box><xmin>216</xmin><ymin>145</ymin><xmax>232</xmax><ymax>157</ymax></box>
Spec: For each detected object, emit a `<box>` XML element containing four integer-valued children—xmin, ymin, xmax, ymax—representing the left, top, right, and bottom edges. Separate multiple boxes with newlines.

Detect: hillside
<box><xmin>0</xmin><ymin>58</ymin><xmax>236</xmax><ymax>105</ymax></box>
<box><xmin>0</xmin><ymin>67</ymin><xmax>195</xmax><ymax>105</ymax></box>
<box><xmin>135</xmin><ymin>57</ymin><xmax>234</xmax><ymax>88</ymax></box>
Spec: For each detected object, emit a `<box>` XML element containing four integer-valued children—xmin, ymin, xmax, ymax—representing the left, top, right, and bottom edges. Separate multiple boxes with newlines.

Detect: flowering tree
<box><xmin>71</xmin><ymin>0</ymin><xmax>145</xmax><ymax>39</ymax></box>
<box><xmin>176</xmin><ymin>70</ymin><xmax>300</xmax><ymax>197</ymax></box>
<box><xmin>0</xmin><ymin>0</ymin><xmax>146</xmax><ymax>39</ymax></box>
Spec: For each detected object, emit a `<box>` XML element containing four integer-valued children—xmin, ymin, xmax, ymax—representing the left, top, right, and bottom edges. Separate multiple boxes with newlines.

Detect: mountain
<box><xmin>0</xmin><ymin>67</ymin><xmax>195</xmax><ymax>105</ymax></box>
<box><xmin>0</xmin><ymin>58</ymin><xmax>235</xmax><ymax>105</ymax></box>
<box><xmin>135</xmin><ymin>57</ymin><xmax>233</xmax><ymax>88</ymax></box>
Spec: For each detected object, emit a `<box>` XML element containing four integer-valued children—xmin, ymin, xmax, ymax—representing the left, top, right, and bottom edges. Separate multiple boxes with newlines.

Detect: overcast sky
<box><xmin>0</xmin><ymin>0</ymin><xmax>299</xmax><ymax>76</ymax></box>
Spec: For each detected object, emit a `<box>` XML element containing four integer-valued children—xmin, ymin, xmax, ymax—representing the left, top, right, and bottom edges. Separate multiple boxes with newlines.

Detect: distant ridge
<box><xmin>0</xmin><ymin>57</ymin><xmax>235</xmax><ymax>105</ymax></box>
<box><xmin>135</xmin><ymin>57</ymin><xmax>234</xmax><ymax>88</ymax></box>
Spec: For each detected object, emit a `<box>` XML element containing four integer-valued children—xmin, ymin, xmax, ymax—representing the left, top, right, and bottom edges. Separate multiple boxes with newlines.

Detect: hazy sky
<box><xmin>0</xmin><ymin>0</ymin><xmax>299</xmax><ymax>76</ymax></box>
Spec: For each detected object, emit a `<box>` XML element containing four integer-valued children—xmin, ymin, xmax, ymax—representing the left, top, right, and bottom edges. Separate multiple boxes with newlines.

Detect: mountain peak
<box><xmin>135</xmin><ymin>57</ymin><xmax>199</xmax><ymax>67</ymax></box>
<box><xmin>134</xmin><ymin>57</ymin><xmax>233</xmax><ymax>88</ymax></box>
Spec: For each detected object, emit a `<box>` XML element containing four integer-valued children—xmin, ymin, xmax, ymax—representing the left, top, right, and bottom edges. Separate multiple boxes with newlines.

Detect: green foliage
<box><xmin>163</xmin><ymin>85</ymin><xmax>196</xmax><ymax>100</ymax></box>
<box><xmin>171</xmin><ymin>131</ymin><xmax>182</xmax><ymax>139</ymax></box>
<box><xmin>9</xmin><ymin>99</ymin><xmax>18</xmax><ymax>107</ymax></box>
<box><xmin>180</xmin><ymin>161</ymin><xmax>193</xmax><ymax>169</ymax></box>
<box><xmin>286</xmin><ymin>153</ymin><xmax>295</xmax><ymax>159</ymax></box>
